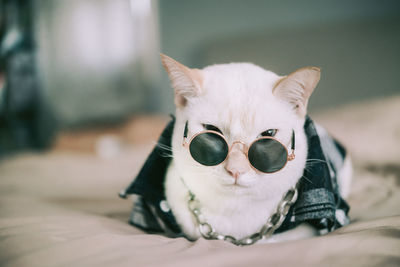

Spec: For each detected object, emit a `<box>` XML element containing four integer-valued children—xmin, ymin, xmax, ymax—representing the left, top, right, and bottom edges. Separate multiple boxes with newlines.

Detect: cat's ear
<box><xmin>273</xmin><ymin>67</ymin><xmax>321</xmax><ymax>117</ymax></box>
<box><xmin>160</xmin><ymin>54</ymin><xmax>203</xmax><ymax>108</ymax></box>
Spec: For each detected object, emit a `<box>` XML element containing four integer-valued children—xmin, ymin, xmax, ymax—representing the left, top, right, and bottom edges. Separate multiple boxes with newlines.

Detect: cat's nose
<box><xmin>225</xmin><ymin>168</ymin><xmax>242</xmax><ymax>180</ymax></box>
<box><xmin>224</xmin><ymin>149</ymin><xmax>251</xmax><ymax>180</ymax></box>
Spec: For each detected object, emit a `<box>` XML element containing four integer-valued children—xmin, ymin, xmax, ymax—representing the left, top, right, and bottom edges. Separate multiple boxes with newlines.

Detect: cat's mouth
<box><xmin>220</xmin><ymin>176</ymin><xmax>253</xmax><ymax>188</ymax></box>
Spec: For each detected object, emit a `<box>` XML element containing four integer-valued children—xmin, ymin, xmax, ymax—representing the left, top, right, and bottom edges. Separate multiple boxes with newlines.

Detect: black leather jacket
<box><xmin>120</xmin><ymin>116</ymin><xmax>350</xmax><ymax>238</ymax></box>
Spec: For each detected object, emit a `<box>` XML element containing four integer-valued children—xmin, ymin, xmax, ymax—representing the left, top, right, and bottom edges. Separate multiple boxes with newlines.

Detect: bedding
<box><xmin>0</xmin><ymin>96</ymin><xmax>399</xmax><ymax>267</ymax></box>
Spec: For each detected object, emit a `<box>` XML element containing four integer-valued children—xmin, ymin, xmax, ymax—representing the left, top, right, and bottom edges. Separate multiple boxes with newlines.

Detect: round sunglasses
<box><xmin>182</xmin><ymin>121</ymin><xmax>295</xmax><ymax>173</ymax></box>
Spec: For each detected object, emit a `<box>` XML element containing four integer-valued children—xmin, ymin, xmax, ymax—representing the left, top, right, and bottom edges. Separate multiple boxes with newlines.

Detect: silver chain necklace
<box><xmin>184</xmin><ymin>180</ymin><xmax>298</xmax><ymax>246</ymax></box>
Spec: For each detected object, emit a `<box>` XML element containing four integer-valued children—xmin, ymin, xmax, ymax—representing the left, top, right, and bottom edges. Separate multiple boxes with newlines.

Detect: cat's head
<box><xmin>161</xmin><ymin>54</ymin><xmax>320</xmax><ymax>200</ymax></box>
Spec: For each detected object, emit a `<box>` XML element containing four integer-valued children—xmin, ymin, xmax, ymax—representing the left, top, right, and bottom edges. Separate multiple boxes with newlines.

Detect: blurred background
<box><xmin>0</xmin><ymin>0</ymin><xmax>399</xmax><ymax>157</ymax></box>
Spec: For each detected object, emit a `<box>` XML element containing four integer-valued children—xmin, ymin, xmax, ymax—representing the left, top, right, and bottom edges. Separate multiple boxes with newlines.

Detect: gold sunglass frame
<box><xmin>182</xmin><ymin>127</ymin><xmax>295</xmax><ymax>174</ymax></box>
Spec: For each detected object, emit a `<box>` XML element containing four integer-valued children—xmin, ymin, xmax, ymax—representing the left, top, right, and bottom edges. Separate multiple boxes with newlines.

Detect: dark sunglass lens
<box><xmin>189</xmin><ymin>133</ymin><xmax>229</xmax><ymax>166</ymax></box>
<box><xmin>248</xmin><ymin>139</ymin><xmax>288</xmax><ymax>173</ymax></box>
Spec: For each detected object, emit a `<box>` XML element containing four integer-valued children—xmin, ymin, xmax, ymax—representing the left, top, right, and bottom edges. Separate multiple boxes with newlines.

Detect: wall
<box><xmin>32</xmin><ymin>0</ymin><xmax>400</xmax><ymax>126</ymax></box>
<box><xmin>158</xmin><ymin>0</ymin><xmax>400</xmax><ymax>113</ymax></box>
<box><xmin>36</xmin><ymin>0</ymin><xmax>160</xmax><ymax>127</ymax></box>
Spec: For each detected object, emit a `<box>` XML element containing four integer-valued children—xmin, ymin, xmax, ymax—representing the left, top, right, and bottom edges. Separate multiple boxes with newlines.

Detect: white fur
<box><xmin>337</xmin><ymin>156</ymin><xmax>352</xmax><ymax>199</ymax></box>
<box><xmin>314</xmin><ymin>123</ymin><xmax>353</xmax><ymax>200</ymax></box>
<box><xmin>165</xmin><ymin>62</ymin><xmax>314</xmax><ymax>241</ymax></box>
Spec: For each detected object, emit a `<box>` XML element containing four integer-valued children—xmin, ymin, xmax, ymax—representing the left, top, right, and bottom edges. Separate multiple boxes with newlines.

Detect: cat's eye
<box><xmin>261</xmin><ymin>129</ymin><xmax>278</xmax><ymax>137</ymax></box>
<box><xmin>203</xmin><ymin>124</ymin><xmax>223</xmax><ymax>134</ymax></box>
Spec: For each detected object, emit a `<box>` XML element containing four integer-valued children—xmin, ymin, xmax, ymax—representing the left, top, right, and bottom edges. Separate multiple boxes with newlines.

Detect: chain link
<box><xmin>187</xmin><ymin>187</ymin><xmax>298</xmax><ymax>246</ymax></box>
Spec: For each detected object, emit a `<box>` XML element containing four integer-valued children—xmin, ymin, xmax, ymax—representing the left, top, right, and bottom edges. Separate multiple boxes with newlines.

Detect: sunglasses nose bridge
<box><xmin>224</xmin><ymin>141</ymin><xmax>252</xmax><ymax>179</ymax></box>
<box><xmin>229</xmin><ymin>140</ymin><xmax>248</xmax><ymax>154</ymax></box>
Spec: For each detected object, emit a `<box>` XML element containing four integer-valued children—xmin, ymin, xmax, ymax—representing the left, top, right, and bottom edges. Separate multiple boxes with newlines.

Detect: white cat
<box><xmin>160</xmin><ymin>54</ymin><xmax>352</xmax><ymax>244</ymax></box>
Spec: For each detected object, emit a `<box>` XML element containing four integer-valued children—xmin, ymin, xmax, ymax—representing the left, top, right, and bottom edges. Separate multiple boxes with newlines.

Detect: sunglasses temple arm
<box><xmin>291</xmin><ymin>130</ymin><xmax>295</xmax><ymax>150</ymax></box>
<box><xmin>182</xmin><ymin>121</ymin><xmax>189</xmax><ymax>146</ymax></box>
<box><xmin>288</xmin><ymin>130</ymin><xmax>296</xmax><ymax>161</ymax></box>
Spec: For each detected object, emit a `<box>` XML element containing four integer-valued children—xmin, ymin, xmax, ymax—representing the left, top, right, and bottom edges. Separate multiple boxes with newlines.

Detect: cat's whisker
<box><xmin>306</xmin><ymin>159</ymin><xmax>327</xmax><ymax>163</ymax></box>
<box><xmin>153</xmin><ymin>142</ymin><xmax>175</xmax><ymax>158</ymax></box>
<box><xmin>155</xmin><ymin>142</ymin><xmax>173</xmax><ymax>152</ymax></box>
<box><xmin>304</xmin><ymin>164</ymin><xmax>317</xmax><ymax>172</ymax></box>
<box><xmin>305</xmin><ymin>159</ymin><xmax>328</xmax><ymax>171</ymax></box>
<box><xmin>301</xmin><ymin>174</ymin><xmax>314</xmax><ymax>185</ymax></box>
<box><xmin>303</xmin><ymin>164</ymin><xmax>328</xmax><ymax>186</ymax></box>
<box><xmin>304</xmin><ymin>159</ymin><xmax>330</xmax><ymax>181</ymax></box>
<box><xmin>160</xmin><ymin>153</ymin><xmax>174</xmax><ymax>158</ymax></box>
